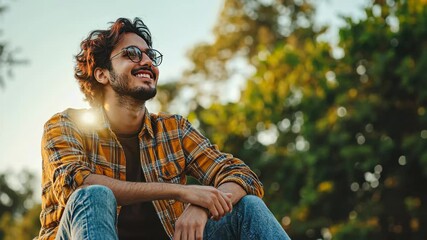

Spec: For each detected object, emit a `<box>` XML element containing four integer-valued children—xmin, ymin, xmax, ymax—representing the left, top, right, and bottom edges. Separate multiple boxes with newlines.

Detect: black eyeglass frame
<box><xmin>110</xmin><ymin>45</ymin><xmax>163</xmax><ymax>67</ymax></box>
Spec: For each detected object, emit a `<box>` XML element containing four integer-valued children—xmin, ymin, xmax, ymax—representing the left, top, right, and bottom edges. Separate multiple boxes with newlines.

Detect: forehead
<box><xmin>114</xmin><ymin>32</ymin><xmax>149</xmax><ymax>51</ymax></box>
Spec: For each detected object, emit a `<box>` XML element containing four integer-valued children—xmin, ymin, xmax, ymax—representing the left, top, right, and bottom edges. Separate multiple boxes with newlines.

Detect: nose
<box><xmin>138</xmin><ymin>52</ymin><xmax>153</xmax><ymax>66</ymax></box>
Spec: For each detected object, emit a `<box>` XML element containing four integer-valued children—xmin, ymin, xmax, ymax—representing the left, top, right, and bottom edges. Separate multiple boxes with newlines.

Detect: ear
<box><xmin>94</xmin><ymin>67</ymin><xmax>110</xmax><ymax>85</ymax></box>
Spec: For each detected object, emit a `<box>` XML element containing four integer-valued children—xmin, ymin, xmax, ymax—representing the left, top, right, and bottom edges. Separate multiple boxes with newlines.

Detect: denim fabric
<box><xmin>55</xmin><ymin>185</ymin><xmax>118</xmax><ymax>240</ymax></box>
<box><xmin>204</xmin><ymin>195</ymin><xmax>291</xmax><ymax>240</ymax></box>
<box><xmin>56</xmin><ymin>186</ymin><xmax>290</xmax><ymax>240</ymax></box>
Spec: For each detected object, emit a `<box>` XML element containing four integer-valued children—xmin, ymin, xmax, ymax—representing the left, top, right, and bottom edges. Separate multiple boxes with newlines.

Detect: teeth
<box><xmin>135</xmin><ymin>73</ymin><xmax>151</xmax><ymax>79</ymax></box>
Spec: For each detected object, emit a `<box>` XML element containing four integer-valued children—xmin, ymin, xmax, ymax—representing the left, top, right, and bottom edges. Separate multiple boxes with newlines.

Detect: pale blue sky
<box><xmin>0</xmin><ymin>0</ymin><xmax>367</xmax><ymax>177</ymax></box>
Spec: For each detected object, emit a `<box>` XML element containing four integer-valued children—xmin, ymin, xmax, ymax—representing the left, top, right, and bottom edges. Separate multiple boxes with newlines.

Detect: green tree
<box><xmin>0</xmin><ymin>170</ymin><xmax>40</xmax><ymax>239</ymax></box>
<box><xmin>166</xmin><ymin>0</ymin><xmax>427</xmax><ymax>239</ymax></box>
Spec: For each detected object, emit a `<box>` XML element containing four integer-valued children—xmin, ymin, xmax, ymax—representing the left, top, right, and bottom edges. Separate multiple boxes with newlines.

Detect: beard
<box><xmin>109</xmin><ymin>69</ymin><xmax>157</xmax><ymax>102</ymax></box>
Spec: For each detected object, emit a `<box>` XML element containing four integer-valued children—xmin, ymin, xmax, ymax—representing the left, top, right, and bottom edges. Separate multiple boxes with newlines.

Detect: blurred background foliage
<box><xmin>0</xmin><ymin>171</ymin><xmax>40</xmax><ymax>239</ymax></box>
<box><xmin>2</xmin><ymin>0</ymin><xmax>427</xmax><ymax>239</ymax></box>
<box><xmin>0</xmin><ymin>3</ymin><xmax>27</xmax><ymax>89</ymax></box>
<box><xmin>0</xmin><ymin>1</ymin><xmax>38</xmax><ymax>239</ymax></box>
<box><xmin>159</xmin><ymin>0</ymin><xmax>427</xmax><ymax>239</ymax></box>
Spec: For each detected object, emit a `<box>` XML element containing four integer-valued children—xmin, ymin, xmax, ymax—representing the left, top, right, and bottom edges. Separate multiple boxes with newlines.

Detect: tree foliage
<box><xmin>165</xmin><ymin>0</ymin><xmax>427</xmax><ymax>239</ymax></box>
<box><xmin>0</xmin><ymin>170</ymin><xmax>40</xmax><ymax>239</ymax></box>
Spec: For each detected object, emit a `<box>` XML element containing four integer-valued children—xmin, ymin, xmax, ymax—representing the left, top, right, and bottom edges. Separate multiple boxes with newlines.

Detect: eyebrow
<box><xmin>126</xmin><ymin>45</ymin><xmax>151</xmax><ymax>50</ymax></box>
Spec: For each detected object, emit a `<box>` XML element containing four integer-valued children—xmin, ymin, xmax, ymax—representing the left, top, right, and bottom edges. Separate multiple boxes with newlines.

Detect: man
<box><xmin>38</xmin><ymin>17</ymin><xmax>290</xmax><ymax>240</ymax></box>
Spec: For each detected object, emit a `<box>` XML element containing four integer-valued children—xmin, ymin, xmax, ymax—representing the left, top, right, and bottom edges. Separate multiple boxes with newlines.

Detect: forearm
<box><xmin>83</xmin><ymin>173</ymin><xmax>182</xmax><ymax>206</ymax></box>
<box><xmin>218</xmin><ymin>182</ymin><xmax>247</xmax><ymax>205</ymax></box>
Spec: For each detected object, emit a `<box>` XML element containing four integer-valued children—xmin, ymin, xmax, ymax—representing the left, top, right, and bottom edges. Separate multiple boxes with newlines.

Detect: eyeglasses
<box><xmin>110</xmin><ymin>45</ymin><xmax>163</xmax><ymax>67</ymax></box>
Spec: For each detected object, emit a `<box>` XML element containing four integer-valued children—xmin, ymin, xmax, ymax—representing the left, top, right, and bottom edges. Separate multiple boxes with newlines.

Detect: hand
<box><xmin>173</xmin><ymin>204</ymin><xmax>209</xmax><ymax>240</ymax></box>
<box><xmin>176</xmin><ymin>185</ymin><xmax>233</xmax><ymax>220</ymax></box>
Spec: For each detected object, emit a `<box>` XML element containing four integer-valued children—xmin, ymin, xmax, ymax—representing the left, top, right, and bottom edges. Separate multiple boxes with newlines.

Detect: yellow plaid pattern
<box><xmin>38</xmin><ymin>107</ymin><xmax>264</xmax><ymax>239</ymax></box>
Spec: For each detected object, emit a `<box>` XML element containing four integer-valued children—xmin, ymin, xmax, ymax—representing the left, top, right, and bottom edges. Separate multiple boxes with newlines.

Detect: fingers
<box><xmin>206</xmin><ymin>199</ymin><xmax>220</xmax><ymax>220</ymax></box>
<box><xmin>187</xmin><ymin>227</ymin><xmax>195</xmax><ymax>240</ymax></box>
<box><xmin>216</xmin><ymin>192</ymin><xmax>229</xmax><ymax>217</ymax></box>
<box><xmin>224</xmin><ymin>192</ymin><xmax>233</xmax><ymax>212</ymax></box>
<box><xmin>195</xmin><ymin>224</ymin><xmax>204</xmax><ymax>240</ymax></box>
<box><xmin>221</xmin><ymin>191</ymin><xmax>233</xmax><ymax>212</ymax></box>
<box><xmin>213</xmin><ymin>196</ymin><xmax>225</xmax><ymax>219</ymax></box>
<box><xmin>209</xmin><ymin>190</ymin><xmax>233</xmax><ymax>220</ymax></box>
<box><xmin>181</xmin><ymin>185</ymin><xmax>233</xmax><ymax>220</ymax></box>
<box><xmin>173</xmin><ymin>228</ymin><xmax>181</xmax><ymax>240</ymax></box>
<box><xmin>174</xmin><ymin>226</ymin><xmax>202</xmax><ymax>240</ymax></box>
<box><xmin>174</xmin><ymin>205</ymin><xmax>207</xmax><ymax>240</ymax></box>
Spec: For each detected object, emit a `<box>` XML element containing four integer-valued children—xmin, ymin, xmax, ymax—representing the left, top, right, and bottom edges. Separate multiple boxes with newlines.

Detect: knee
<box><xmin>236</xmin><ymin>195</ymin><xmax>267</xmax><ymax>214</ymax></box>
<box><xmin>239</xmin><ymin>195</ymin><xmax>264</xmax><ymax>207</ymax></box>
<box><xmin>84</xmin><ymin>185</ymin><xmax>115</xmax><ymax>200</ymax></box>
<box><xmin>69</xmin><ymin>185</ymin><xmax>116</xmax><ymax>209</ymax></box>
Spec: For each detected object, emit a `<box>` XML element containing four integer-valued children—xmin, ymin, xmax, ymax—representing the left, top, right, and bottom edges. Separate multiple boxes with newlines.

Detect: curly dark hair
<box><xmin>74</xmin><ymin>17</ymin><xmax>152</xmax><ymax>107</ymax></box>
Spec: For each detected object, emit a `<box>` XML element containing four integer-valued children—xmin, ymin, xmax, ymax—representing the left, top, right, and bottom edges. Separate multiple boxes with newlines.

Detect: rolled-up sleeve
<box><xmin>179</xmin><ymin>117</ymin><xmax>264</xmax><ymax>198</ymax></box>
<box><xmin>42</xmin><ymin>113</ymin><xmax>93</xmax><ymax>207</ymax></box>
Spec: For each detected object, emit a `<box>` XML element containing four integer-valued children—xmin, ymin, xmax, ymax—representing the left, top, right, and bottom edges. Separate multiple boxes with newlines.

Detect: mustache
<box><xmin>131</xmin><ymin>65</ymin><xmax>157</xmax><ymax>79</ymax></box>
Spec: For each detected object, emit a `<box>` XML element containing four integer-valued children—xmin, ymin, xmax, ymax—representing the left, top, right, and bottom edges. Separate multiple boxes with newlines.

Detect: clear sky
<box><xmin>0</xmin><ymin>0</ymin><xmax>367</xmax><ymax>179</ymax></box>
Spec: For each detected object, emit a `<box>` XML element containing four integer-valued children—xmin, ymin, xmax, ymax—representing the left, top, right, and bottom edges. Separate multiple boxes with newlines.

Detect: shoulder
<box><xmin>44</xmin><ymin>108</ymin><xmax>77</xmax><ymax>127</ymax></box>
<box><xmin>43</xmin><ymin>108</ymin><xmax>101</xmax><ymax>132</ymax></box>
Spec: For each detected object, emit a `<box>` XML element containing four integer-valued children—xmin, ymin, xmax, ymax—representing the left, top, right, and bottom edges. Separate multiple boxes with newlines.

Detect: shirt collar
<box><xmin>139</xmin><ymin>107</ymin><xmax>155</xmax><ymax>139</ymax></box>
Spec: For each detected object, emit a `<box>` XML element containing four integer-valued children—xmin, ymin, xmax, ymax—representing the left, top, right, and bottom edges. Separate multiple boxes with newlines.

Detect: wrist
<box><xmin>173</xmin><ymin>184</ymin><xmax>186</xmax><ymax>200</ymax></box>
<box><xmin>187</xmin><ymin>203</ymin><xmax>209</xmax><ymax>217</ymax></box>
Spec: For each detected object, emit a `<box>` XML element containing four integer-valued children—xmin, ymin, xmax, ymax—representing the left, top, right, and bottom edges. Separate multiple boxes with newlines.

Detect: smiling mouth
<box><xmin>131</xmin><ymin>67</ymin><xmax>156</xmax><ymax>80</ymax></box>
<box><xmin>135</xmin><ymin>73</ymin><xmax>152</xmax><ymax>79</ymax></box>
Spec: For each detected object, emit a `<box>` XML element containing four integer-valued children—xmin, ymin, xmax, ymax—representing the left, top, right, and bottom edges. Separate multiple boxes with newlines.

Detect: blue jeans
<box><xmin>56</xmin><ymin>185</ymin><xmax>290</xmax><ymax>240</ymax></box>
<box><xmin>204</xmin><ymin>195</ymin><xmax>290</xmax><ymax>239</ymax></box>
<box><xmin>55</xmin><ymin>185</ymin><xmax>118</xmax><ymax>240</ymax></box>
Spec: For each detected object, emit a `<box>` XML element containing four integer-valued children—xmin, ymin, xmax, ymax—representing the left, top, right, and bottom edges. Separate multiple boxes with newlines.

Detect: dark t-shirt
<box><xmin>117</xmin><ymin>133</ymin><xmax>169</xmax><ymax>240</ymax></box>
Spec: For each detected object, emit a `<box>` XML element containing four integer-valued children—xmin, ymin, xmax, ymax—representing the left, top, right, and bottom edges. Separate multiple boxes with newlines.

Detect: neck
<box><xmin>103</xmin><ymin>93</ymin><xmax>146</xmax><ymax>135</ymax></box>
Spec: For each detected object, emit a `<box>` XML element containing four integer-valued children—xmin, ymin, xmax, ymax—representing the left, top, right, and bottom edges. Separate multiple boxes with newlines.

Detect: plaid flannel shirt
<box><xmin>38</xmin><ymin>107</ymin><xmax>264</xmax><ymax>239</ymax></box>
